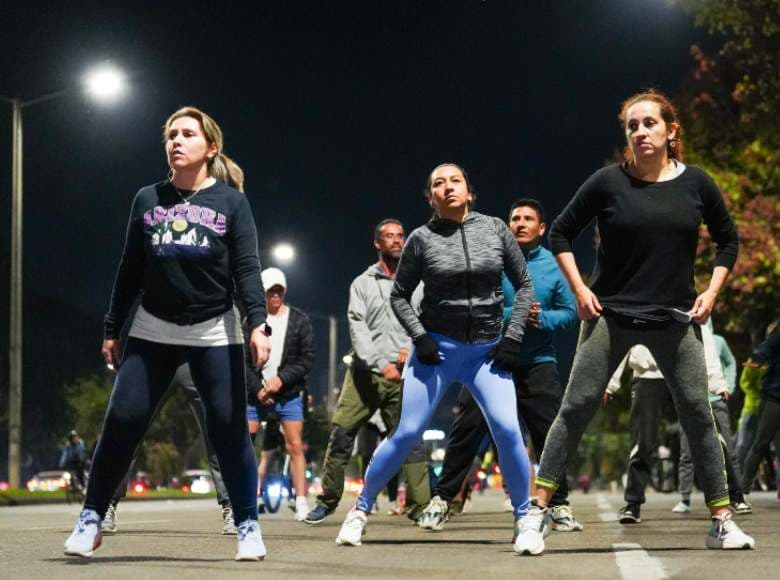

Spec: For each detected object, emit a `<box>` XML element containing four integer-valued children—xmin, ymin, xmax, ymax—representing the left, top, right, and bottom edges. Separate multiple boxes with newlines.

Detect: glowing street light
<box><xmin>1</xmin><ymin>63</ymin><xmax>127</xmax><ymax>488</ymax></box>
<box><xmin>272</xmin><ymin>243</ymin><xmax>296</xmax><ymax>264</ymax></box>
<box><xmin>84</xmin><ymin>64</ymin><xmax>126</xmax><ymax>103</ymax></box>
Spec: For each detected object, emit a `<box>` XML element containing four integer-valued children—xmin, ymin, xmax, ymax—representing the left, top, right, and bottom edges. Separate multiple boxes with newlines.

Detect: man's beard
<box><xmin>382</xmin><ymin>250</ymin><xmax>402</xmax><ymax>266</ymax></box>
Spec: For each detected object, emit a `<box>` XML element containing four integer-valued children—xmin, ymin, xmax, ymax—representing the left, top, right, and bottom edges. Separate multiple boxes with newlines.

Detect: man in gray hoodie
<box><xmin>305</xmin><ymin>219</ymin><xmax>429</xmax><ymax>523</ymax></box>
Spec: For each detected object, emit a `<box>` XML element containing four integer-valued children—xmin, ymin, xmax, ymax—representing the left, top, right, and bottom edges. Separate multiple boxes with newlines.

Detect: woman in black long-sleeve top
<box><xmin>64</xmin><ymin>107</ymin><xmax>270</xmax><ymax>562</ymax></box>
<box><xmin>514</xmin><ymin>90</ymin><xmax>755</xmax><ymax>552</ymax></box>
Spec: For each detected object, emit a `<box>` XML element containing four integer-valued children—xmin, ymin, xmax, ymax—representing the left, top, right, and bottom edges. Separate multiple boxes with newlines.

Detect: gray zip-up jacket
<box><xmin>348</xmin><ymin>263</ymin><xmax>416</xmax><ymax>374</ymax></box>
<box><xmin>391</xmin><ymin>211</ymin><xmax>533</xmax><ymax>344</ymax></box>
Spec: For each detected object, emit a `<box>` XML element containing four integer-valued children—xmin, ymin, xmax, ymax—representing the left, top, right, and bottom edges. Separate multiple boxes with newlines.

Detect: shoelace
<box><xmin>518</xmin><ymin>510</ymin><xmax>544</xmax><ymax>532</ymax></box>
<box><xmin>344</xmin><ymin>512</ymin><xmax>365</xmax><ymax>530</ymax></box>
<box><xmin>238</xmin><ymin>521</ymin><xmax>258</xmax><ymax>541</ymax></box>
<box><xmin>77</xmin><ymin>514</ymin><xmax>100</xmax><ymax>533</ymax></box>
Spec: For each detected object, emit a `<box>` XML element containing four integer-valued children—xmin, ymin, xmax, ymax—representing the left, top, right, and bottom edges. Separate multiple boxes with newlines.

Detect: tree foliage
<box><xmin>674</xmin><ymin>0</ymin><xmax>780</xmax><ymax>344</ymax></box>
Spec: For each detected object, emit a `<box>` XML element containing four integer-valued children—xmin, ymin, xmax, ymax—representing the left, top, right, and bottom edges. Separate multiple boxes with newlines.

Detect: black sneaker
<box><xmin>619</xmin><ymin>503</ymin><xmax>641</xmax><ymax>524</ymax></box>
<box><xmin>304</xmin><ymin>504</ymin><xmax>333</xmax><ymax>525</ymax></box>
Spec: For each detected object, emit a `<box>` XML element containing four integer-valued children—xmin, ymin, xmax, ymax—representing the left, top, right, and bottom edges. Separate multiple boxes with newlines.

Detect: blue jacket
<box><xmin>502</xmin><ymin>244</ymin><xmax>577</xmax><ymax>366</ymax></box>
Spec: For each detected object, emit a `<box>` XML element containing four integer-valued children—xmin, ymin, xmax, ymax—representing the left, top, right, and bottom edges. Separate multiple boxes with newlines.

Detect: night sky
<box><xmin>0</xmin><ymin>1</ymin><xmax>717</xmax><ymax>464</ymax></box>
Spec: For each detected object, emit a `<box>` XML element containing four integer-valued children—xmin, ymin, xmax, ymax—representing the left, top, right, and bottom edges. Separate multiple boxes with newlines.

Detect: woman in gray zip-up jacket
<box><xmin>336</xmin><ymin>163</ymin><xmax>539</xmax><ymax>555</ymax></box>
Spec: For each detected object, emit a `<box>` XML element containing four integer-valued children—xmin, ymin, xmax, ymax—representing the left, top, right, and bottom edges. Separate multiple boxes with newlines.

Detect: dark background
<box><xmin>0</xmin><ymin>1</ymin><xmax>716</xmax><ymax>474</ymax></box>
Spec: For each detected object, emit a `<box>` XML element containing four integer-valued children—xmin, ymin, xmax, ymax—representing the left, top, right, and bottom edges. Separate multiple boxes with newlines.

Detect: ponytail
<box><xmin>210</xmin><ymin>153</ymin><xmax>245</xmax><ymax>192</ymax></box>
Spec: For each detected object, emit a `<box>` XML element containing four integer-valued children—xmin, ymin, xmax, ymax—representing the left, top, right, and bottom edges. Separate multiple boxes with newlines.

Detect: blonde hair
<box><xmin>163</xmin><ymin>106</ymin><xmax>245</xmax><ymax>192</ymax></box>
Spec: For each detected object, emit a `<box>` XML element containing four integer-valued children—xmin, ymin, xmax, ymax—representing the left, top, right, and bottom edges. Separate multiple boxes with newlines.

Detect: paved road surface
<box><xmin>0</xmin><ymin>490</ymin><xmax>777</xmax><ymax>579</ymax></box>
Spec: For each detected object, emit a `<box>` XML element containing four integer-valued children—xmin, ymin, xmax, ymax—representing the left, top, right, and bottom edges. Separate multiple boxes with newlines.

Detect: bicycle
<box><xmin>64</xmin><ymin>467</ymin><xmax>87</xmax><ymax>505</ymax></box>
<box><xmin>258</xmin><ymin>417</ymin><xmax>294</xmax><ymax>514</ymax></box>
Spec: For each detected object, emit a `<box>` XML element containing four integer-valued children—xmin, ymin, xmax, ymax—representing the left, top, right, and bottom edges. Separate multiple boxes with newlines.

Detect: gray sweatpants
<box><xmin>536</xmin><ymin>316</ymin><xmax>729</xmax><ymax>508</ymax></box>
<box><xmin>679</xmin><ymin>399</ymin><xmax>742</xmax><ymax>501</ymax></box>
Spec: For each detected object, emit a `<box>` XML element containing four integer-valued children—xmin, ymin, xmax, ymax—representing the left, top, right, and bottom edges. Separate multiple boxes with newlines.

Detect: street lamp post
<box><xmin>2</xmin><ymin>64</ymin><xmax>125</xmax><ymax>488</ymax></box>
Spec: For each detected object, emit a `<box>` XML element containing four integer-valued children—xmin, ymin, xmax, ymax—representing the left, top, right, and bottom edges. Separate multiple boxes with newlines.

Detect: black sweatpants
<box><xmin>435</xmin><ymin>362</ymin><xmax>569</xmax><ymax>506</ymax></box>
<box><xmin>85</xmin><ymin>338</ymin><xmax>258</xmax><ymax>523</ymax></box>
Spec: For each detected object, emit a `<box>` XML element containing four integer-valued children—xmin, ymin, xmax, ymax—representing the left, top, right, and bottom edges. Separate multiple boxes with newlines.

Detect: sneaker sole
<box><xmin>222</xmin><ymin>529</ymin><xmax>238</xmax><ymax>535</ymax></box>
<box><xmin>64</xmin><ymin>532</ymin><xmax>102</xmax><ymax>558</ymax></box>
<box><xmin>706</xmin><ymin>538</ymin><xmax>755</xmax><ymax>550</ymax></box>
<box><xmin>235</xmin><ymin>553</ymin><xmax>266</xmax><ymax>561</ymax></box>
<box><xmin>619</xmin><ymin>516</ymin><xmax>641</xmax><ymax>524</ymax></box>
<box><xmin>335</xmin><ymin>537</ymin><xmax>362</xmax><ymax>546</ymax></box>
<box><xmin>551</xmin><ymin>524</ymin><xmax>583</xmax><ymax>532</ymax></box>
<box><xmin>513</xmin><ymin>541</ymin><xmax>545</xmax><ymax>556</ymax></box>
<box><xmin>304</xmin><ymin>517</ymin><xmax>329</xmax><ymax>525</ymax></box>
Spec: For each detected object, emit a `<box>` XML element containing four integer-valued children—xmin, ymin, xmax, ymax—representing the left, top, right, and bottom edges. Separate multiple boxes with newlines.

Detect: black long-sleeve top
<box><xmin>391</xmin><ymin>211</ymin><xmax>533</xmax><ymax>344</ymax></box>
<box><xmin>549</xmin><ymin>164</ymin><xmax>739</xmax><ymax>312</ymax></box>
<box><xmin>104</xmin><ymin>180</ymin><xmax>266</xmax><ymax>339</ymax></box>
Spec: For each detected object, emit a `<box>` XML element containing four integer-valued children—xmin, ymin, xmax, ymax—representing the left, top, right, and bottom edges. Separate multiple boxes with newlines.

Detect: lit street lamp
<box><xmin>1</xmin><ymin>63</ymin><xmax>126</xmax><ymax>488</ymax></box>
<box><xmin>271</xmin><ymin>242</ymin><xmax>296</xmax><ymax>264</ymax></box>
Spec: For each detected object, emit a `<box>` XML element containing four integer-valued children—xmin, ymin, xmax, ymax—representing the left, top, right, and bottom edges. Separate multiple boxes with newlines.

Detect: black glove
<box><xmin>414</xmin><ymin>334</ymin><xmax>441</xmax><ymax>365</ymax></box>
<box><xmin>488</xmin><ymin>337</ymin><xmax>523</xmax><ymax>373</ymax></box>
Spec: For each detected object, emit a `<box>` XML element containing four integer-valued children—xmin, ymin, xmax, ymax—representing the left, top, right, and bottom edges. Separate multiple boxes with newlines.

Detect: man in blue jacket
<box><xmin>418</xmin><ymin>199</ymin><xmax>581</xmax><ymax>532</ymax></box>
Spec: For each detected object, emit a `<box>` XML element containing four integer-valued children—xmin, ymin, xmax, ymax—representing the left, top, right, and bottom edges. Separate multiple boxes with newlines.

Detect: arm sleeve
<box><xmin>699</xmin><ymin>171</ymin><xmax>739</xmax><ymax>270</ymax></box>
<box><xmin>703</xmin><ymin>325</ymin><xmax>729</xmax><ymax>395</ymax></box>
<box><xmin>348</xmin><ymin>278</ymin><xmax>390</xmax><ymax>370</ymax></box>
<box><xmin>499</xmin><ymin>221</ymin><xmax>533</xmax><ymax>343</ymax></box>
<box><xmin>278</xmin><ymin>311</ymin><xmax>315</xmax><ymax>387</ymax></box>
<box><xmin>538</xmin><ymin>273</ymin><xmax>578</xmax><ymax>331</ymax></box>
<box><xmin>752</xmin><ymin>330</ymin><xmax>780</xmax><ymax>365</ymax></box>
<box><xmin>501</xmin><ymin>273</ymin><xmax>514</xmax><ymax>323</ymax></box>
<box><xmin>716</xmin><ymin>335</ymin><xmax>738</xmax><ymax>393</ymax></box>
<box><xmin>104</xmin><ymin>192</ymin><xmax>146</xmax><ymax>340</ymax></box>
<box><xmin>549</xmin><ymin>170</ymin><xmax>605</xmax><ymax>255</ymax></box>
<box><xmin>606</xmin><ymin>353</ymin><xmax>629</xmax><ymax>395</ymax></box>
<box><xmin>390</xmin><ymin>233</ymin><xmax>427</xmax><ymax>340</ymax></box>
<box><xmin>229</xmin><ymin>195</ymin><xmax>266</xmax><ymax>333</ymax></box>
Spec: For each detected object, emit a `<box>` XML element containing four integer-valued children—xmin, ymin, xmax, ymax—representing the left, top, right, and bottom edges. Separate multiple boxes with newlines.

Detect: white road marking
<box><xmin>597</xmin><ymin>492</ymin><xmax>618</xmax><ymax>522</ymax></box>
<box><xmin>612</xmin><ymin>542</ymin><xmax>668</xmax><ymax>580</ymax></box>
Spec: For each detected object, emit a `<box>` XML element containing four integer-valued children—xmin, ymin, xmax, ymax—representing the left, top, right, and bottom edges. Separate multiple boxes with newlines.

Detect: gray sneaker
<box><xmin>417</xmin><ymin>495</ymin><xmax>449</xmax><ymax>531</ymax></box>
<box><xmin>222</xmin><ymin>504</ymin><xmax>238</xmax><ymax>535</ymax></box>
<box><xmin>549</xmin><ymin>504</ymin><xmax>584</xmax><ymax>532</ymax></box>
<box><xmin>101</xmin><ymin>504</ymin><xmax>118</xmax><ymax>533</ymax></box>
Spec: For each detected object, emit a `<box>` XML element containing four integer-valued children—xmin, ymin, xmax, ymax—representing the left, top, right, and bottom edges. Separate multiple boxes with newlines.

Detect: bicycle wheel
<box><xmin>262</xmin><ymin>450</ymin><xmax>286</xmax><ymax>514</ymax></box>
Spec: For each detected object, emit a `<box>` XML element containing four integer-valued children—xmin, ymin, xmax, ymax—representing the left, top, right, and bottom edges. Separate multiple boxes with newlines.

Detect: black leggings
<box><xmin>85</xmin><ymin>338</ymin><xmax>258</xmax><ymax>523</ymax></box>
<box><xmin>742</xmin><ymin>396</ymin><xmax>780</xmax><ymax>491</ymax></box>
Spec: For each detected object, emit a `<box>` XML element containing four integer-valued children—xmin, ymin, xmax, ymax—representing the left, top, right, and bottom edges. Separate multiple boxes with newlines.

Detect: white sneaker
<box><xmin>730</xmin><ymin>500</ymin><xmax>752</xmax><ymax>515</ymax></box>
<box><xmin>295</xmin><ymin>496</ymin><xmax>310</xmax><ymax>522</ymax></box>
<box><xmin>706</xmin><ymin>512</ymin><xmax>755</xmax><ymax>550</ymax></box>
<box><xmin>64</xmin><ymin>509</ymin><xmax>103</xmax><ymax>558</ymax></box>
<box><xmin>235</xmin><ymin>519</ymin><xmax>266</xmax><ymax>561</ymax></box>
<box><xmin>549</xmin><ymin>504</ymin><xmax>584</xmax><ymax>532</ymax></box>
<box><xmin>513</xmin><ymin>506</ymin><xmax>549</xmax><ymax>556</ymax></box>
<box><xmin>672</xmin><ymin>501</ymin><xmax>691</xmax><ymax>513</ymax></box>
<box><xmin>101</xmin><ymin>504</ymin><xmax>118</xmax><ymax>533</ymax></box>
<box><xmin>336</xmin><ymin>509</ymin><xmax>368</xmax><ymax>546</ymax></box>
<box><xmin>222</xmin><ymin>504</ymin><xmax>238</xmax><ymax>535</ymax></box>
<box><xmin>417</xmin><ymin>495</ymin><xmax>449</xmax><ymax>531</ymax></box>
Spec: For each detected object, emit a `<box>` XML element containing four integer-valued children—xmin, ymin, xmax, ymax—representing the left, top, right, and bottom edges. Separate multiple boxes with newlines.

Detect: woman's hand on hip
<box><xmin>690</xmin><ymin>289</ymin><xmax>717</xmax><ymax>324</ymax></box>
<box><xmin>101</xmin><ymin>339</ymin><xmax>121</xmax><ymax>370</ymax></box>
<box><xmin>250</xmin><ymin>327</ymin><xmax>271</xmax><ymax>368</ymax></box>
<box><xmin>575</xmin><ymin>287</ymin><xmax>603</xmax><ymax>320</ymax></box>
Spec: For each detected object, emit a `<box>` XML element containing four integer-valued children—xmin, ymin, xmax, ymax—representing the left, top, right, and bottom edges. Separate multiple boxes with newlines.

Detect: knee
<box><xmin>285</xmin><ymin>436</ymin><xmax>304</xmax><ymax>457</ymax></box>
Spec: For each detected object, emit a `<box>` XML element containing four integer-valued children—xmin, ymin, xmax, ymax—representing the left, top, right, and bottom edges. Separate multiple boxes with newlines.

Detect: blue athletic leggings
<box><xmin>84</xmin><ymin>337</ymin><xmax>258</xmax><ymax>523</ymax></box>
<box><xmin>357</xmin><ymin>332</ymin><xmax>530</xmax><ymax>517</ymax></box>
